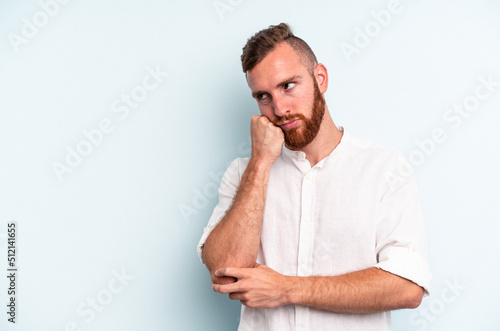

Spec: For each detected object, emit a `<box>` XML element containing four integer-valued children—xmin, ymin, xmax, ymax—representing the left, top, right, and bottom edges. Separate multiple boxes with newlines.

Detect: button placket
<box><xmin>296</xmin><ymin>170</ymin><xmax>315</xmax><ymax>330</ymax></box>
<box><xmin>297</xmin><ymin>170</ymin><xmax>315</xmax><ymax>276</ymax></box>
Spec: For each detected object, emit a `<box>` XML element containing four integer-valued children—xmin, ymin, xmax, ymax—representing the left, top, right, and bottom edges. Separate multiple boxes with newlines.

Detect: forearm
<box><xmin>286</xmin><ymin>267</ymin><xmax>424</xmax><ymax>313</ymax></box>
<box><xmin>203</xmin><ymin>158</ymin><xmax>272</xmax><ymax>281</ymax></box>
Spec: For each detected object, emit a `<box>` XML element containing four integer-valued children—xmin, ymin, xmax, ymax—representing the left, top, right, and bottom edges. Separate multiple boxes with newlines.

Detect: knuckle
<box><xmin>246</xmin><ymin>301</ymin><xmax>257</xmax><ymax>308</ymax></box>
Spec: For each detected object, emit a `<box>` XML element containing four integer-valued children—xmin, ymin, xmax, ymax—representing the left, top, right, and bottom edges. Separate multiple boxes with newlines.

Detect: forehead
<box><xmin>246</xmin><ymin>42</ymin><xmax>309</xmax><ymax>91</ymax></box>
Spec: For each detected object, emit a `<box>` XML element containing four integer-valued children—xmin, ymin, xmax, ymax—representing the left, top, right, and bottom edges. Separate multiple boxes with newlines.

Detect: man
<box><xmin>197</xmin><ymin>23</ymin><xmax>431</xmax><ymax>330</ymax></box>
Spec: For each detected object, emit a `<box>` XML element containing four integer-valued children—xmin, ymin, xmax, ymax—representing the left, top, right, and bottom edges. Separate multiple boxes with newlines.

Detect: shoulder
<box><xmin>342</xmin><ymin>131</ymin><xmax>407</xmax><ymax>162</ymax></box>
<box><xmin>343</xmin><ymin>131</ymin><xmax>400</xmax><ymax>157</ymax></box>
<box><xmin>338</xmin><ymin>131</ymin><xmax>413</xmax><ymax>179</ymax></box>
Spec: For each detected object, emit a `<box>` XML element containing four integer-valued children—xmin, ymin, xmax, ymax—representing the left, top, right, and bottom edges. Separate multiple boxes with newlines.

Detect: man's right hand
<box><xmin>250</xmin><ymin>115</ymin><xmax>284</xmax><ymax>169</ymax></box>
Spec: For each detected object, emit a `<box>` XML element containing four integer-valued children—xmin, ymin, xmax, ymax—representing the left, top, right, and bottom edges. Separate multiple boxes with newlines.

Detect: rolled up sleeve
<box><xmin>374</xmin><ymin>156</ymin><xmax>432</xmax><ymax>295</ymax></box>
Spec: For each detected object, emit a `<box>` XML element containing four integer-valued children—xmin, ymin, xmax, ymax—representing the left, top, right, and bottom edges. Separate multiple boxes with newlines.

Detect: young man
<box><xmin>198</xmin><ymin>23</ymin><xmax>431</xmax><ymax>330</ymax></box>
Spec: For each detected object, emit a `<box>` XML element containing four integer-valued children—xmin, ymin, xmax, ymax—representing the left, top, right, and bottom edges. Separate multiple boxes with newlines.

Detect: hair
<box><xmin>241</xmin><ymin>23</ymin><xmax>318</xmax><ymax>74</ymax></box>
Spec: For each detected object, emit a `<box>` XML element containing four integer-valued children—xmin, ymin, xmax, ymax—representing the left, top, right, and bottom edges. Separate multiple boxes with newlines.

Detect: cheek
<box><xmin>294</xmin><ymin>89</ymin><xmax>314</xmax><ymax>108</ymax></box>
<box><xmin>306</xmin><ymin>91</ymin><xmax>317</xmax><ymax>111</ymax></box>
<box><xmin>259</xmin><ymin>106</ymin><xmax>275</xmax><ymax>119</ymax></box>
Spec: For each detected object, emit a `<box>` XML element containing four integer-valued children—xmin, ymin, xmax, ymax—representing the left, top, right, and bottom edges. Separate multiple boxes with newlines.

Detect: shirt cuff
<box><xmin>374</xmin><ymin>245</ymin><xmax>432</xmax><ymax>295</ymax></box>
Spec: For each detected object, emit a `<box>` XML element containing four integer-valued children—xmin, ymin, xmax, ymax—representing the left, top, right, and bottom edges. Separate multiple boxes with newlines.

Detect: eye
<box><xmin>283</xmin><ymin>82</ymin><xmax>296</xmax><ymax>90</ymax></box>
<box><xmin>257</xmin><ymin>93</ymin><xmax>269</xmax><ymax>101</ymax></box>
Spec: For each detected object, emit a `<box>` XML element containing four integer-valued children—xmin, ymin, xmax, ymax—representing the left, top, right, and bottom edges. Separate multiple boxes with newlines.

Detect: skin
<box><xmin>203</xmin><ymin>42</ymin><xmax>424</xmax><ymax>312</ymax></box>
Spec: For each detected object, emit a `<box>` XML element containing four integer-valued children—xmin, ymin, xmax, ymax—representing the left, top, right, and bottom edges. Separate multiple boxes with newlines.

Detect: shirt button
<box><xmin>305</xmin><ymin>174</ymin><xmax>311</xmax><ymax>180</ymax></box>
<box><xmin>296</xmin><ymin>151</ymin><xmax>301</xmax><ymax>157</ymax></box>
<box><xmin>301</xmin><ymin>258</ymin><xmax>307</xmax><ymax>265</ymax></box>
<box><xmin>303</xmin><ymin>216</ymin><xmax>309</xmax><ymax>222</ymax></box>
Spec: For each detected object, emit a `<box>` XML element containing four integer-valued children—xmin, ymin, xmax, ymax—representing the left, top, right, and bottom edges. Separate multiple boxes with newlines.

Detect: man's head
<box><xmin>241</xmin><ymin>23</ymin><xmax>318</xmax><ymax>75</ymax></box>
<box><xmin>242</xmin><ymin>23</ymin><xmax>328</xmax><ymax>150</ymax></box>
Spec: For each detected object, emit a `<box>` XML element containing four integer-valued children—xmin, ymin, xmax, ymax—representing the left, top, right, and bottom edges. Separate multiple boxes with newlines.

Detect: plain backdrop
<box><xmin>1</xmin><ymin>0</ymin><xmax>499</xmax><ymax>330</ymax></box>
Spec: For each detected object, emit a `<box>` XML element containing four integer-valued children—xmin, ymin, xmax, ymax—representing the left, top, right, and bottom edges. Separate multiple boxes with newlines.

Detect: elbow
<box><xmin>407</xmin><ymin>296</ymin><xmax>423</xmax><ymax>309</ymax></box>
<box><xmin>404</xmin><ymin>285</ymin><xmax>424</xmax><ymax>309</ymax></box>
<box><xmin>204</xmin><ymin>257</ymin><xmax>237</xmax><ymax>285</ymax></box>
<box><xmin>203</xmin><ymin>252</ymin><xmax>238</xmax><ymax>285</ymax></box>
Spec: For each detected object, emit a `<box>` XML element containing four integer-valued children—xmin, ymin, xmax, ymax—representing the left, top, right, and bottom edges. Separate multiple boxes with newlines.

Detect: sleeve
<box><xmin>373</xmin><ymin>154</ymin><xmax>432</xmax><ymax>295</ymax></box>
<box><xmin>196</xmin><ymin>158</ymin><xmax>247</xmax><ymax>264</ymax></box>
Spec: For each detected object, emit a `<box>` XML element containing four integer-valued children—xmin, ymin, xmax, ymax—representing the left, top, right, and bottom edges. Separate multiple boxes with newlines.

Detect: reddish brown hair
<box><xmin>241</xmin><ymin>23</ymin><xmax>318</xmax><ymax>73</ymax></box>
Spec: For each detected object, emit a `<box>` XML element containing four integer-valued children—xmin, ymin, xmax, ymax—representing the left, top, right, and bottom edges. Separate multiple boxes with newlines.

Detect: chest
<box><xmin>259</xmin><ymin>165</ymin><xmax>383</xmax><ymax>275</ymax></box>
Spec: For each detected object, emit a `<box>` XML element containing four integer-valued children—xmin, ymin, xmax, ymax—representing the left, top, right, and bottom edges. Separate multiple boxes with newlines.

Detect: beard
<box><xmin>273</xmin><ymin>79</ymin><xmax>326</xmax><ymax>150</ymax></box>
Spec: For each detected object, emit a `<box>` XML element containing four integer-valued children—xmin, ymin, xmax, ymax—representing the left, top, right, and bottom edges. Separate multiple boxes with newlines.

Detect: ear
<box><xmin>314</xmin><ymin>63</ymin><xmax>328</xmax><ymax>94</ymax></box>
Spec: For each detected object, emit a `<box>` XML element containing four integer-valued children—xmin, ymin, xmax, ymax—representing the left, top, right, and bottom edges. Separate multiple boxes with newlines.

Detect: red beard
<box><xmin>273</xmin><ymin>79</ymin><xmax>326</xmax><ymax>149</ymax></box>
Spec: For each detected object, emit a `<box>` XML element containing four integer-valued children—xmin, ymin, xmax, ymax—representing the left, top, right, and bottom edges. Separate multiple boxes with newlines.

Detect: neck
<box><xmin>296</xmin><ymin>107</ymin><xmax>343</xmax><ymax>167</ymax></box>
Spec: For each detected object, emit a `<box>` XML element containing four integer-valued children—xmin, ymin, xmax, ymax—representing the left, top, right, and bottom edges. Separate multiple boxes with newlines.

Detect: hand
<box><xmin>250</xmin><ymin>115</ymin><xmax>284</xmax><ymax>169</ymax></box>
<box><xmin>211</xmin><ymin>263</ymin><xmax>290</xmax><ymax>309</ymax></box>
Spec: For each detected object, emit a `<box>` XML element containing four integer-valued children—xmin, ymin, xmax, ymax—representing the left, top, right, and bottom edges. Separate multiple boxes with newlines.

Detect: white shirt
<box><xmin>198</xmin><ymin>130</ymin><xmax>431</xmax><ymax>331</ymax></box>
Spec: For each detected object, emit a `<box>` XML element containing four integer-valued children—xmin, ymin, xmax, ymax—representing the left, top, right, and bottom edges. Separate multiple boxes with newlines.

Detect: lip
<box><xmin>278</xmin><ymin>119</ymin><xmax>299</xmax><ymax>130</ymax></box>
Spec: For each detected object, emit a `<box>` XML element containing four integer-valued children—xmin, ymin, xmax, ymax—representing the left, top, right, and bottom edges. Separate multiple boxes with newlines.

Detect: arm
<box><xmin>202</xmin><ymin>115</ymin><xmax>284</xmax><ymax>285</ymax></box>
<box><xmin>289</xmin><ymin>267</ymin><xmax>423</xmax><ymax>312</ymax></box>
<box><xmin>212</xmin><ymin>264</ymin><xmax>423</xmax><ymax>312</ymax></box>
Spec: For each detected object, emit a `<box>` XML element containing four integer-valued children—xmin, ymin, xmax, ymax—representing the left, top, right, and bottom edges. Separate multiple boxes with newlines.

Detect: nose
<box><xmin>272</xmin><ymin>95</ymin><xmax>289</xmax><ymax>118</ymax></box>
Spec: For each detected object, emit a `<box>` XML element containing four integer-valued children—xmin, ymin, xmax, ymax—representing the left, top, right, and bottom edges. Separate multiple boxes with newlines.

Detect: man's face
<box><xmin>246</xmin><ymin>42</ymin><xmax>326</xmax><ymax>150</ymax></box>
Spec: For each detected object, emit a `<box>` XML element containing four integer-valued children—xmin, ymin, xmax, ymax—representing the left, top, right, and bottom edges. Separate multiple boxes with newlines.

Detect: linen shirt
<box><xmin>198</xmin><ymin>130</ymin><xmax>431</xmax><ymax>331</ymax></box>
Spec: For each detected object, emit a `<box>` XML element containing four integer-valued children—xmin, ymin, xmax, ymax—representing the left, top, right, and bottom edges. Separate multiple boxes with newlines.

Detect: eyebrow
<box><xmin>251</xmin><ymin>75</ymin><xmax>302</xmax><ymax>99</ymax></box>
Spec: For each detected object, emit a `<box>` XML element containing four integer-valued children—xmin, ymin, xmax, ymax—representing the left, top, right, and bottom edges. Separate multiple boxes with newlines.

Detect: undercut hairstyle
<box><xmin>241</xmin><ymin>23</ymin><xmax>318</xmax><ymax>74</ymax></box>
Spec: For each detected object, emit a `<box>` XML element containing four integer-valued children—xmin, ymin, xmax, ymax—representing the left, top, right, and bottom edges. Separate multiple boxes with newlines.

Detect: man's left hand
<box><xmin>212</xmin><ymin>263</ymin><xmax>291</xmax><ymax>309</ymax></box>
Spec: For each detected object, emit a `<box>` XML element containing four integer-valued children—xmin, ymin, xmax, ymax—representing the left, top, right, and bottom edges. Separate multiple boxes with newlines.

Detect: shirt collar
<box><xmin>282</xmin><ymin>144</ymin><xmax>307</xmax><ymax>160</ymax></box>
<box><xmin>281</xmin><ymin>126</ymin><xmax>346</xmax><ymax>168</ymax></box>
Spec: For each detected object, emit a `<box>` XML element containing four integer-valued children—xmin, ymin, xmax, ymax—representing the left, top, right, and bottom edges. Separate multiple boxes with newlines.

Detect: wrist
<box><xmin>283</xmin><ymin>276</ymin><xmax>304</xmax><ymax>306</ymax></box>
<box><xmin>248</xmin><ymin>156</ymin><xmax>275</xmax><ymax>173</ymax></box>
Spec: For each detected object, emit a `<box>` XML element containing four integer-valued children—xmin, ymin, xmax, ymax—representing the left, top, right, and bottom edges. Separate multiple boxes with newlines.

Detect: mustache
<box><xmin>272</xmin><ymin>114</ymin><xmax>306</xmax><ymax>126</ymax></box>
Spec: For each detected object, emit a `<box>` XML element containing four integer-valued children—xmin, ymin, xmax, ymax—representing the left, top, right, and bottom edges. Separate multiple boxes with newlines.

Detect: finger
<box><xmin>258</xmin><ymin>115</ymin><xmax>271</xmax><ymax>123</ymax></box>
<box><xmin>212</xmin><ymin>282</ymin><xmax>241</xmax><ymax>294</ymax></box>
<box><xmin>214</xmin><ymin>267</ymin><xmax>249</xmax><ymax>279</ymax></box>
<box><xmin>254</xmin><ymin>263</ymin><xmax>270</xmax><ymax>270</ymax></box>
<box><xmin>229</xmin><ymin>292</ymin><xmax>245</xmax><ymax>301</ymax></box>
<box><xmin>250</xmin><ymin>115</ymin><xmax>262</xmax><ymax>126</ymax></box>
